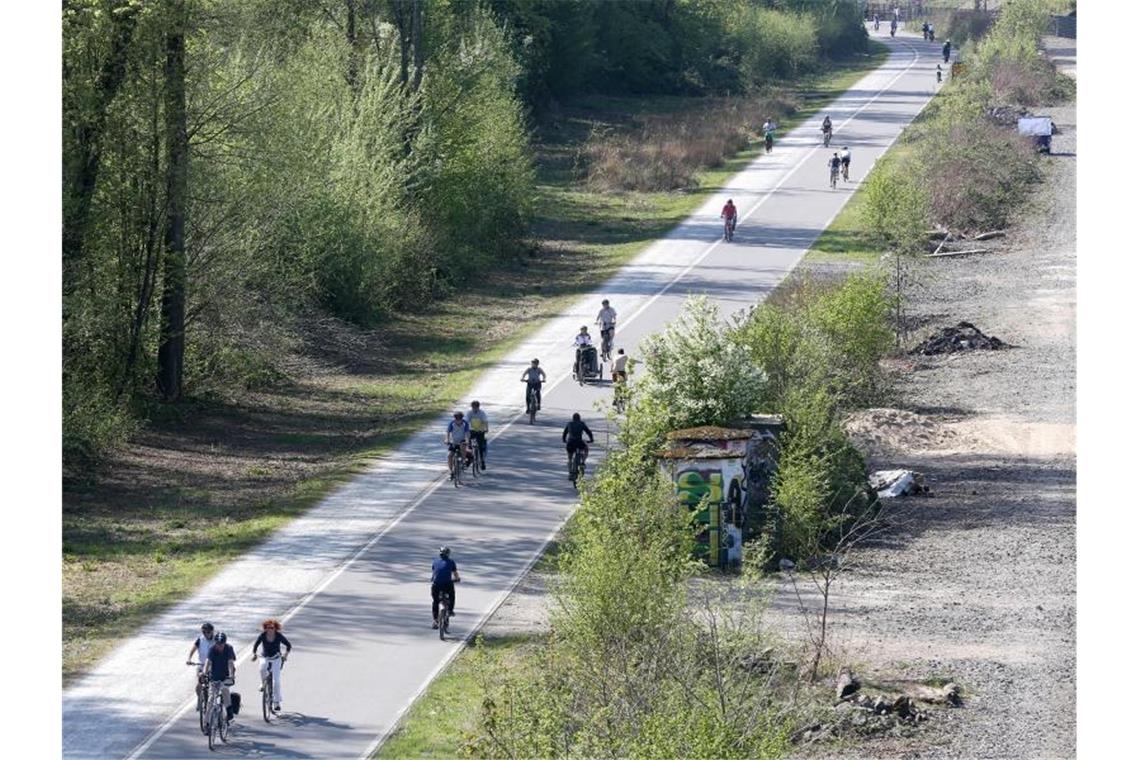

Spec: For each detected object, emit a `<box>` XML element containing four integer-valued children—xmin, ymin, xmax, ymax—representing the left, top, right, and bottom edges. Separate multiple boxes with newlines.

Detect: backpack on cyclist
<box><xmin>227</xmin><ymin>692</ymin><xmax>242</xmax><ymax>719</ymax></box>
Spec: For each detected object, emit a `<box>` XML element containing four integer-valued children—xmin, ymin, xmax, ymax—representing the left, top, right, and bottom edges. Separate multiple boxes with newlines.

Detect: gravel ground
<box><xmin>479</xmin><ymin>78</ymin><xmax>1077</xmax><ymax>760</ymax></box>
<box><xmin>780</xmin><ymin>95</ymin><xmax>1076</xmax><ymax>759</ymax></box>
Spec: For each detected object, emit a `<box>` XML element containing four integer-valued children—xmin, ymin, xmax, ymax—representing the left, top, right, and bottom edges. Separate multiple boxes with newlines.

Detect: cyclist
<box><xmin>445</xmin><ymin>412</ymin><xmax>471</xmax><ymax>477</ymax></box>
<box><xmin>720</xmin><ymin>198</ymin><xmax>738</xmax><ymax>240</ymax></box>
<box><xmin>206</xmin><ymin>632</ymin><xmax>237</xmax><ymax>723</ymax></box>
<box><xmin>890</xmin><ymin>18</ymin><xmax>897</xmax><ymax>37</ymax></box>
<box><xmin>562</xmin><ymin>412</ymin><xmax>594</xmax><ymax>481</ymax></box>
<box><xmin>612</xmin><ymin>348</ymin><xmax>629</xmax><ymax>383</ymax></box>
<box><xmin>186</xmin><ymin>621</ymin><xmax>216</xmax><ymax>672</ymax></box>
<box><xmin>521</xmin><ymin>359</ymin><xmax>546</xmax><ymax>411</ymax></box>
<box><xmin>873</xmin><ymin>14</ymin><xmax>879</xmax><ymax>31</ymax></box>
<box><xmin>431</xmin><ymin>545</ymin><xmax>461</xmax><ymax>629</ymax></box>
<box><xmin>928</xmin><ymin>24</ymin><xmax>935</xmax><ymax>42</ymax></box>
<box><xmin>252</xmin><ymin>618</ymin><xmax>291</xmax><ymax>713</ymax></box>
<box><xmin>942</xmin><ymin>39</ymin><xmax>951</xmax><ymax>63</ymax></box>
<box><xmin>828</xmin><ymin>153</ymin><xmax>842</xmax><ymax>188</ymax></box>
<box><xmin>761</xmin><ymin>118</ymin><xmax>776</xmax><ymax>153</ymax></box>
<box><xmin>921</xmin><ymin>22</ymin><xmax>929</xmax><ymax>41</ymax></box>
<box><xmin>821</xmin><ymin>115</ymin><xmax>833</xmax><ymax>145</ymax></box>
<box><xmin>596</xmin><ymin>298</ymin><xmax>617</xmax><ymax>350</ymax></box>
<box><xmin>466</xmin><ymin>401</ymin><xmax>489</xmax><ymax>470</ymax></box>
<box><xmin>936</xmin><ymin>64</ymin><xmax>943</xmax><ymax>84</ymax></box>
<box><xmin>838</xmin><ymin>146</ymin><xmax>852</xmax><ymax>181</ymax></box>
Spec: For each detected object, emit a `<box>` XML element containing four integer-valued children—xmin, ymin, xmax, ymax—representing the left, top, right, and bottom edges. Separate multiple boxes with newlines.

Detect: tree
<box><xmin>156</xmin><ymin>0</ymin><xmax>189</xmax><ymax>400</ymax></box>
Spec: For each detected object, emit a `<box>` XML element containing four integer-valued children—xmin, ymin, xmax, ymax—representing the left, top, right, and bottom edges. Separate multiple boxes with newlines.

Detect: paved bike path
<box><xmin>63</xmin><ymin>29</ymin><xmax>941</xmax><ymax>760</ymax></box>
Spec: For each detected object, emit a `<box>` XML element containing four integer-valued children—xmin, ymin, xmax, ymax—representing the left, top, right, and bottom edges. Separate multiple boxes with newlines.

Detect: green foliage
<box><xmin>466</xmin><ymin>450</ymin><xmax>792</xmax><ymax>758</ymax></box>
<box><xmin>487</xmin><ymin>0</ymin><xmax>867</xmax><ymax>101</ymax></box>
<box><xmin>621</xmin><ymin>297</ymin><xmax>767</xmax><ymax>455</ymax></box>
<box><xmin>861</xmin><ymin>158</ymin><xmax>931</xmax><ymax>253</ymax></box>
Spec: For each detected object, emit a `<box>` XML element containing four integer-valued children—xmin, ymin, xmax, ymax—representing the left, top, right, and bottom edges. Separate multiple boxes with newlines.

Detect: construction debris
<box><xmin>911</xmin><ymin>321</ymin><xmax>1008</xmax><ymax>355</ymax></box>
<box><xmin>869</xmin><ymin>470</ymin><xmax>930</xmax><ymax>498</ymax></box>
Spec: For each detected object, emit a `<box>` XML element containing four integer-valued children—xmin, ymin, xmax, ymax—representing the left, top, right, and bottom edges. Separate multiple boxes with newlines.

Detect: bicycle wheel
<box><xmin>218</xmin><ymin>703</ymin><xmax>229</xmax><ymax>743</ymax></box>
<box><xmin>207</xmin><ymin>707</ymin><xmax>217</xmax><ymax>751</ymax></box>
<box><xmin>452</xmin><ymin>453</ymin><xmax>462</xmax><ymax>486</ymax></box>
<box><xmin>469</xmin><ymin>448</ymin><xmax>479</xmax><ymax>480</ymax></box>
<box><xmin>198</xmin><ymin>685</ymin><xmax>208</xmax><ymax>734</ymax></box>
<box><xmin>262</xmin><ymin>675</ymin><xmax>272</xmax><ymax>722</ymax></box>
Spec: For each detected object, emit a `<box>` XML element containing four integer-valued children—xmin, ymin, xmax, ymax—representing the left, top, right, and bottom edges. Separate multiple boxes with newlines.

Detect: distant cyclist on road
<box><xmin>596</xmin><ymin>299</ymin><xmax>617</xmax><ymax>357</ymax></box>
<box><xmin>828</xmin><ymin>153</ymin><xmax>842</xmax><ymax>188</ymax></box>
<box><xmin>821</xmin><ymin>115</ymin><xmax>833</xmax><ymax>145</ymax></box>
<box><xmin>252</xmin><ymin>618</ymin><xmax>291</xmax><ymax>713</ymax></box>
<box><xmin>521</xmin><ymin>359</ymin><xmax>546</xmax><ymax>411</ymax></box>
<box><xmin>720</xmin><ymin>198</ymin><xmax>738</xmax><ymax>240</ymax></box>
<box><xmin>762</xmin><ymin>118</ymin><xmax>777</xmax><ymax>153</ymax></box>
<box><xmin>562</xmin><ymin>412</ymin><xmax>595</xmax><ymax>481</ymax></box>
<box><xmin>838</xmin><ymin>146</ymin><xmax>852</xmax><ymax>181</ymax></box>
<box><xmin>942</xmin><ymin>40</ymin><xmax>951</xmax><ymax>63</ymax></box>
<box><xmin>431</xmin><ymin>546</ymin><xmax>461</xmax><ymax>629</ymax></box>
<box><xmin>466</xmin><ymin>401</ymin><xmax>489</xmax><ymax>470</ymax></box>
<box><xmin>445</xmin><ymin>411</ymin><xmax>471</xmax><ymax>473</ymax></box>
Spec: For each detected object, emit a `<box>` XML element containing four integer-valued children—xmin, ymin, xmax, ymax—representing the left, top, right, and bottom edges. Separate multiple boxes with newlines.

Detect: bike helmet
<box><xmin>201</xmin><ymin>621</ymin><xmax>215</xmax><ymax>632</ymax></box>
<box><xmin>453</xmin><ymin>411</ymin><xmax>464</xmax><ymax>419</ymax></box>
<box><xmin>531</xmin><ymin>358</ymin><xmax>540</xmax><ymax>365</ymax></box>
<box><xmin>572</xmin><ymin>412</ymin><xmax>581</xmax><ymax>421</ymax></box>
<box><xmin>215</xmin><ymin>632</ymin><xmax>228</xmax><ymax>644</ymax></box>
<box><xmin>602</xmin><ymin>299</ymin><xmax>609</xmax><ymax>306</ymax></box>
<box><xmin>439</xmin><ymin>545</ymin><xmax>451</xmax><ymax>557</ymax></box>
<box><xmin>580</xmin><ymin>325</ymin><xmax>588</xmax><ymax>332</ymax></box>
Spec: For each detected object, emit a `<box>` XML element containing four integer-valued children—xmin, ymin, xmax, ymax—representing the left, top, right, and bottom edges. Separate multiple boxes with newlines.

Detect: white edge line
<box><xmin>122</xmin><ymin>35</ymin><xmax>924</xmax><ymax>760</ymax></box>
<box><xmin>357</xmin><ymin>509</ymin><xmax>575</xmax><ymax>760</ymax></box>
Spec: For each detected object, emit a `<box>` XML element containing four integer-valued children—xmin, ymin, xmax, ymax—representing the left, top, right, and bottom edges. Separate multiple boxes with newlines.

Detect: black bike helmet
<box><xmin>215</xmin><ymin>632</ymin><xmax>228</xmax><ymax>644</ymax></box>
<box><xmin>439</xmin><ymin>545</ymin><xmax>451</xmax><ymax>557</ymax></box>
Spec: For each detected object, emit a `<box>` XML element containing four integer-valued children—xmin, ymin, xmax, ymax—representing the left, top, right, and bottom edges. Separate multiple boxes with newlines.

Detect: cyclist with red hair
<box><xmin>252</xmin><ymin>618</ymin><xmax>292</xmax><ymax>713</ymax></box>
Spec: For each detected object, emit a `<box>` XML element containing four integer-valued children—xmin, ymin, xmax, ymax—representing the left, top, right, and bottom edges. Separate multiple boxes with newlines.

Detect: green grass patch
<box><xmin>375</xmin><ymin>635</ymin><xmax>538</xmax><ymax>759</ymax></box>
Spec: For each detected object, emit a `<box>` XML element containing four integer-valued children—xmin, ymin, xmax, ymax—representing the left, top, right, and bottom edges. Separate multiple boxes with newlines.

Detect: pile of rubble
<box><xmin>911</xmin><ymin>321</ymin><xmax>1008</xmax><ymax>355</ymax></box>
<box><xmin>790</xmin><ymin>668</ymin><xmax>963</xmax><ymax>746</ymax></box>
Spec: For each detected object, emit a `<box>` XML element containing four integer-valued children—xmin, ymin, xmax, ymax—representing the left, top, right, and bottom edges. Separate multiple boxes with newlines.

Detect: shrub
<box><xmin>621</xmin><ymin>297</ymin><xmax>767</xmax><ymax>455</ymax></box>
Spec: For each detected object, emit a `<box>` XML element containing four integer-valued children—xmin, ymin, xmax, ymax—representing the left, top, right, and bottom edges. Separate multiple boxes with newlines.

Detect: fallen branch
<box><xmin>973</xmin><ymin>229</ymin><xmax>1007</xmax><ymax>241</ymax></box>
<box><xmin>931</xmin><ymin>230</ymin><xmax>953</xmax><ymax>256</ymax></box>
<box><xmin>927</xmin><ymin>248</ymin><xmax>991</xmax><ymax>258</ymax></box>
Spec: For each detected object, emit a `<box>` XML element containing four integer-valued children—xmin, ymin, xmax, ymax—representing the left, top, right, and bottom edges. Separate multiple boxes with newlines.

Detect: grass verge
<box><xmin>63</xmin><ymin>45</ymin><xmax>889</xmax><ymax>683</ymax></box>
<box><xmin>374</xmin><ymin>634</ymin><xmax>539</xmax><ymax>759</ymax></box>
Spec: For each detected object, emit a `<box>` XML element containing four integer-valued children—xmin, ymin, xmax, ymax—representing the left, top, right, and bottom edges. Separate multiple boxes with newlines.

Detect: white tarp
<box><xmin>1017</xmin><ymin>116</ymin><xmax>1054</xmax><ymax>137</ymax></box>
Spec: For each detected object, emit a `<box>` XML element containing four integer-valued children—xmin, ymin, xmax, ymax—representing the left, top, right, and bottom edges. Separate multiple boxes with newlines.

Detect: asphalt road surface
<box><xmin>63</xmin><ymin>28</ymin><xmax>942</xmax><ymax>760</ymax></box>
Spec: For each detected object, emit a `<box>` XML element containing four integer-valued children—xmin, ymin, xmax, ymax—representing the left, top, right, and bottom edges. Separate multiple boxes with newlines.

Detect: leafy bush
<box><xmin>621</xmin><ymin>297</ymin><xmax>767</xmax><ymax>455</ymax></box>
<box><xmin>466</xmin><ymin>450</ymin><xmax>792</xmax><ymax>758</ymax></box>
<box><xmin>860</xmin><ymin>157</ymin><xmax>931</xmax><ymax>252</ymax></box>
<box><xmin>921</xmin><ymin>116</ymin><xmax>1040</xmax><ymax>233</ymax></box>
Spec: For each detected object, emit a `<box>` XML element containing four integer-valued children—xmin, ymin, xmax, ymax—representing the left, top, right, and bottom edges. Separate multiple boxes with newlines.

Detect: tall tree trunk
<box><xmin>63</xmin><ymin>0</ymin><xmax>139</xmax><ymax>287</ymax></box>
<box><xmin>345</xmin><ymin>0</ymin><xmax>362</xmax><ymax>95</ymax></box>
<box><xmin>157</xmin><ymin>0</ymin><xmax>189</xmax><ymax>401</ymax></box>
<box><xmin>389</xmin><ymin>0</ymin><xmax>423</xmax><ymax>93</ymax></box>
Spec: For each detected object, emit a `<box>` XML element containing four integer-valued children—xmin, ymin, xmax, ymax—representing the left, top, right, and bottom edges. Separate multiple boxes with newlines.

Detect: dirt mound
<box><xmin>910</xmin><ymin>321</ymin><xmax>1008</xmax><ymax>355</ymax></box>
<box><xmin>843</xmin><ymin>408</ymin><xmax>962</xmax><ymax>461</ymax></box>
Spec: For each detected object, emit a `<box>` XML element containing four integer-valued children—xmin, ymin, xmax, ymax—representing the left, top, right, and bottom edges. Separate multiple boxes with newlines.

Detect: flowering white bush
<box><xmin>623</xmin><ymin>296</ymin><xmax>767</xmax><ymax>450</ymax></box>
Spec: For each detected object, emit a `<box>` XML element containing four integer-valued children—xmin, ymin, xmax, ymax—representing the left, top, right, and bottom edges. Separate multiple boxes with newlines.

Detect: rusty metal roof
<box><xmin>665</xmin><ymin>426</ymin><xmax>753</xmax><ymax>441</ymax></box>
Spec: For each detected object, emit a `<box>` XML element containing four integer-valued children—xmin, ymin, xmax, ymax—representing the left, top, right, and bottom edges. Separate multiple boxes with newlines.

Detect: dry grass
<box><xmin>584</xmin><ymin>94</ymin><xmax>797</xmax><ymax>192</ymax></box>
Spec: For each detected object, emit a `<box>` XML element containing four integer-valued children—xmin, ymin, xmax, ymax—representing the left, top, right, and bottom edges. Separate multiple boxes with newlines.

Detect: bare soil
<box><xmin>782</xmin><ymin>97</ymin><xmax>1076</xmax><ymax>759</ymax></box>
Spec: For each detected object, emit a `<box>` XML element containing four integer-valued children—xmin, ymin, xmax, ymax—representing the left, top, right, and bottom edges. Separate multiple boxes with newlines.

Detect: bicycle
<box><xmin>599</xmin><ymin>326</ymin><xmax>614</xmax><ymax>363</ymax></box>
<box><xmin>823</xmin><ymin>129</ymin><xmax>832</xmax><ymax>148</ymax></box>
<box><xmin>842</xmin><ymin>161</ymin><xmax>850</xmax><ymax>182</ymax></box>
<box><xmin>722</xmin><ymin>217</ymin><xmax>735</xmax><ymax>242</ymax></box>
<box><xmin>187</xmin><ymin>662</ymin><xmax>209</xmax><ymax>734</ymax></box>
<box><xmin>259</xmin><ymin>655</ymin><xmax>285</xmax><ymax>722</ymax></box>
<box><xmin>436</xmin><ymin>588</ymin><xmax>453</xmax><ymax>640</ymax></box>
<box><xmin>764</xmin><ymin>133</ymin><xmax>774</xmax><ymax>154</ymax></box>
<box><xmin>568</xmin><ymin>445</ymin><xmax>587</xmax><ymax>486</ymax></box>
<box><xmin>830</xmin><ymin>166</ymin><xmax>840</xmax><ymax>190</ymax></box>
<box><xmin>612</xmin><ymin>374</ymin><xmax>628</xmax><ymax>414</ymax></box>
<box><xmin>205</xmin><ymin>679</ymin><xmax>232</xmax><ymax>751</ymax></box>
<box><xmin>469</xmin><ymin>432</ymin><xmax>485</xmax><ymax>474</ymax></box>
<box><xmin>447</xmin><ymin>443</ymin><xmax>465</xmax><ymax>486</ymax></box>
<box><xmin>524</xmin><ymin>382</ymin><xmax>541</xmax><ymax>425</ymax></box>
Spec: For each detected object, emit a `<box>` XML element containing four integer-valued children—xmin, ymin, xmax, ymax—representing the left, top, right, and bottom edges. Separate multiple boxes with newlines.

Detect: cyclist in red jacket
<box><xmin>720</xmin><ymin>199</ymin><xmax>738</xmax><ymax>241</ymax></box>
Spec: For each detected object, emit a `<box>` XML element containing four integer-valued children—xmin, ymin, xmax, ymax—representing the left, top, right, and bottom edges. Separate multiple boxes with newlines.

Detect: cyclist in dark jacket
<box><xmin>562</xmin><ymin>413</ymin><xmax>594</xmax><ymax>480</ymax></box>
